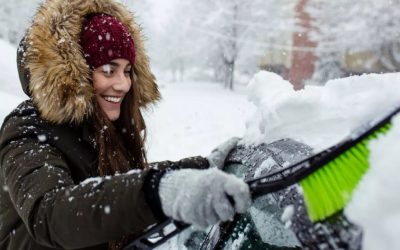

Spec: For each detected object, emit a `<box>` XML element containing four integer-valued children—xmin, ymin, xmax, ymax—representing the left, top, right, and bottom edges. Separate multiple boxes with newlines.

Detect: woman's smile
<box><xmin>102</xmin><ymin>95</ymin><xmax>124</xmax><ymax>104</ymax></box>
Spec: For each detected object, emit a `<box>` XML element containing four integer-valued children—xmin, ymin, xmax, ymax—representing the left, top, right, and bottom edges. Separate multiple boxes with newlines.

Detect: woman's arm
<box><xmin>1</xmin><ymin>137</ymin><xmax>159</xmax><ymax>249</ymax></box>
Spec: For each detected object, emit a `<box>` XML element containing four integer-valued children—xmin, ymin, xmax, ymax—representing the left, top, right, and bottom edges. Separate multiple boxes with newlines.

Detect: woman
<box><xmin>0</xmin><ymin>0</ymin><xmax>250</xmax><ymax>249</ymax></box>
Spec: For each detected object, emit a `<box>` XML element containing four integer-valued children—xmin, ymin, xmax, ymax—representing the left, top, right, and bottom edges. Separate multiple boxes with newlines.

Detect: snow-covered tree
<box><xmin>197</xmin><ymin>0</ymin><xmax>295</xmax><ymax>89</ymax></box>
<box><xmin>307</xmin><ymin>0</ymin><xmax>400</xmax><ymax>84</ymax></box>
<box><xmin>147</xmin><ymin>0</ymin><xmax>295</xmax><ymax>89</ymax></box>
<box><xmin>153</xmin><ymin>1</ymin><xmax>211</xmax><ymax>82</ymax></box>
<box><xmin>0</xmin><ymin>0</ymin><xmax>42</xmax><ymax>44</ymax></box>
<box><xmin>305</xmin><ymin>0</ymin><xmax>352</xmax><ymax>84</ymax></box>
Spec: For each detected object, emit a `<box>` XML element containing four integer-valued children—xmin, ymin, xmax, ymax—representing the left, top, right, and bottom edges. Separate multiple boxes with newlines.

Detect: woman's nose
<box><xmin>113</xmin><ymin>73</ymin><xmax>131</xmax><ymax>92</ymax></box>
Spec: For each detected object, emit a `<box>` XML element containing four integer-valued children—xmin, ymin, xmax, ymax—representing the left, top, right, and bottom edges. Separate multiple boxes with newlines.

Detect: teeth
<box><xmin>103</xmin><ymin>96</ymin><xmax>122</xmax><ymax>103</ymax></box>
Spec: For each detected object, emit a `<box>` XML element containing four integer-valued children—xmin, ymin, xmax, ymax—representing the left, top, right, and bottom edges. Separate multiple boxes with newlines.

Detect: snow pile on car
<box><xmin>243</xmin><ymin>71</ymin><xmax>400</xmax><ymax>151</ymax></box>
<box><xmin>243</xmin><ymin>71</ymin><xmax>400</xmax><ymax>250</ymax></box>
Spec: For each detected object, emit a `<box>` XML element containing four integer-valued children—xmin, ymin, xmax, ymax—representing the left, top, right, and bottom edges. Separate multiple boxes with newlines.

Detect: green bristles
<box><xmin>300</xmin><ymin>122</ymin><xmax>392</xmax><ymax>222</ymax></box>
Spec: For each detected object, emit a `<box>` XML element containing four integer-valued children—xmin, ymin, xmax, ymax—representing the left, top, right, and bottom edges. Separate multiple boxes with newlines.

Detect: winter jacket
<box><xmin>0</xmin><ymin>0</ymin><xmax>210</xmax><ymax>249</ymax></box>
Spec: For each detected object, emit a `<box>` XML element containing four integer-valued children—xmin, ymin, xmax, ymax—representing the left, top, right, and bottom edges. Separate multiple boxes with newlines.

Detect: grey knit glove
<box><xmin>207</xmin><ymin>137</ymin><xmax>240</xmax><ymax>169</ymax></box>
<box><xmin>159</xmin><ymin>168</ymin><xmax>251</xmax><ymax>229</ymax></box>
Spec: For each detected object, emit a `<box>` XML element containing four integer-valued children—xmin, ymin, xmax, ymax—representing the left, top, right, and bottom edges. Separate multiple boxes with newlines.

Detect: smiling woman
<box><xmin>0</xmin><ymin>0</ymin><xmax>251</xmax><ymax>250</ymax></box>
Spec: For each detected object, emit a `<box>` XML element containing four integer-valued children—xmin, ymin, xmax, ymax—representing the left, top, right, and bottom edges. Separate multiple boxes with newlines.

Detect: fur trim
<box><xmin>25</xmin><ymin>0</ymin><xmax>160</xmax><ymax>124</ymax></box>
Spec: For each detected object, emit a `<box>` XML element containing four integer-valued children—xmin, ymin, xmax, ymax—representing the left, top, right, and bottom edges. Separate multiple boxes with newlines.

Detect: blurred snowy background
<box><xmin>1</xmin><ymin>0</ymin><xmax>400</xmax><ymax>249</ymax></box>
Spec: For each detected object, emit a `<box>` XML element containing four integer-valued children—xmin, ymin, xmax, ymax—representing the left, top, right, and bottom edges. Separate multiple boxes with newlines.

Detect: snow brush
<box><xmin>123</xmin><ymin>106</ymin><xmax>399</xmax><ymax>250</ymax></box>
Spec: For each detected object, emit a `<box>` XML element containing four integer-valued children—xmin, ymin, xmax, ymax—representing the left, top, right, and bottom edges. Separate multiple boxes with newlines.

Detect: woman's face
<box><xmin>92</xmin><ymin>58</ymin><xmax>132</xmax><ymax>121</ymax></box>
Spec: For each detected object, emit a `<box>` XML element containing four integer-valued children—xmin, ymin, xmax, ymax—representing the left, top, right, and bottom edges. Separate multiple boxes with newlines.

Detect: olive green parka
<box><xmin>0</xmin><ymin>0</ymin><xmax>209</xmax><ymax>249</ymax></box>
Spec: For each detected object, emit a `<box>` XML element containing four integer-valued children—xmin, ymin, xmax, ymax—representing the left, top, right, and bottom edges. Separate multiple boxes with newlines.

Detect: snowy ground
<box><xmin>1</xmin><ymin>39</ymin><xmax>400</xmax><ymax>249</ymax></box>
<box><xmin>143</xmin><ymin>82</ymin><xmax>255</xmax><ymax>162</ymax></box>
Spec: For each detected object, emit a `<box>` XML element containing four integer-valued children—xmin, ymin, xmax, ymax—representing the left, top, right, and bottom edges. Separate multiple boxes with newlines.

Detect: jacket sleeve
<box><xmin>149</xmin><ymin>156</ymin><xmax>210</xmax><ymax>171</ymax></box>
<box><xmin>0</xmin><ymin>137</ymin><xmax>160</xmax><ymax>249</ymax></box>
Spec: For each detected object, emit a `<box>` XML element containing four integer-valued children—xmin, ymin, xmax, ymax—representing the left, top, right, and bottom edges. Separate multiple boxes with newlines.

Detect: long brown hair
<box><xmin>91</xmin><ymin>72</ymin><xmax>148</xmax><ymax>249</ymax></box>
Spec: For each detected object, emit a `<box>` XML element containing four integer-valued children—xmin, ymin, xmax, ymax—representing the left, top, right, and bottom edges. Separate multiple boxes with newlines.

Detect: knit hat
<box><xmin>80</xmin><ymin>13</ymin><xmax>136</xmax><ymax>69</ymax></box>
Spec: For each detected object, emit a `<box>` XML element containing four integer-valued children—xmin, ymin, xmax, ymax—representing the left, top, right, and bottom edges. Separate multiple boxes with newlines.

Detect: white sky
<box><xmin>124</xmin><ymin>0</ymin><xmax>179</xmax><ymax>32</ymax></box>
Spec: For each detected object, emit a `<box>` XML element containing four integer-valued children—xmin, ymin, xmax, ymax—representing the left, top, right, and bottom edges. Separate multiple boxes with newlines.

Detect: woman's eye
<box><xmin>102</xmin><ymin>65</ymin><xmax>114</xmax><ymax>75</ymax></box>
<box><xmin>124</xmin><ymin>70</ymin><xmax>131</xmax><ymax>75</ymax></box>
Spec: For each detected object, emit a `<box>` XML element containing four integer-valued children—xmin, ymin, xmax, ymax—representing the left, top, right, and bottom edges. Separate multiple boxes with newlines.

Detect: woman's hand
<box><xmin>158</xmin><ymin>168</ymin><xmax>251</xmax><ymax>229</ymax></box>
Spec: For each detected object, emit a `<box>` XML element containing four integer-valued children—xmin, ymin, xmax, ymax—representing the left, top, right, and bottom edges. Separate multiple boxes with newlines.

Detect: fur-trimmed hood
<box><xmin>18</xmin><ymin>0</ymin><xmax>160</xmax><ymax>125</ymax></box>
